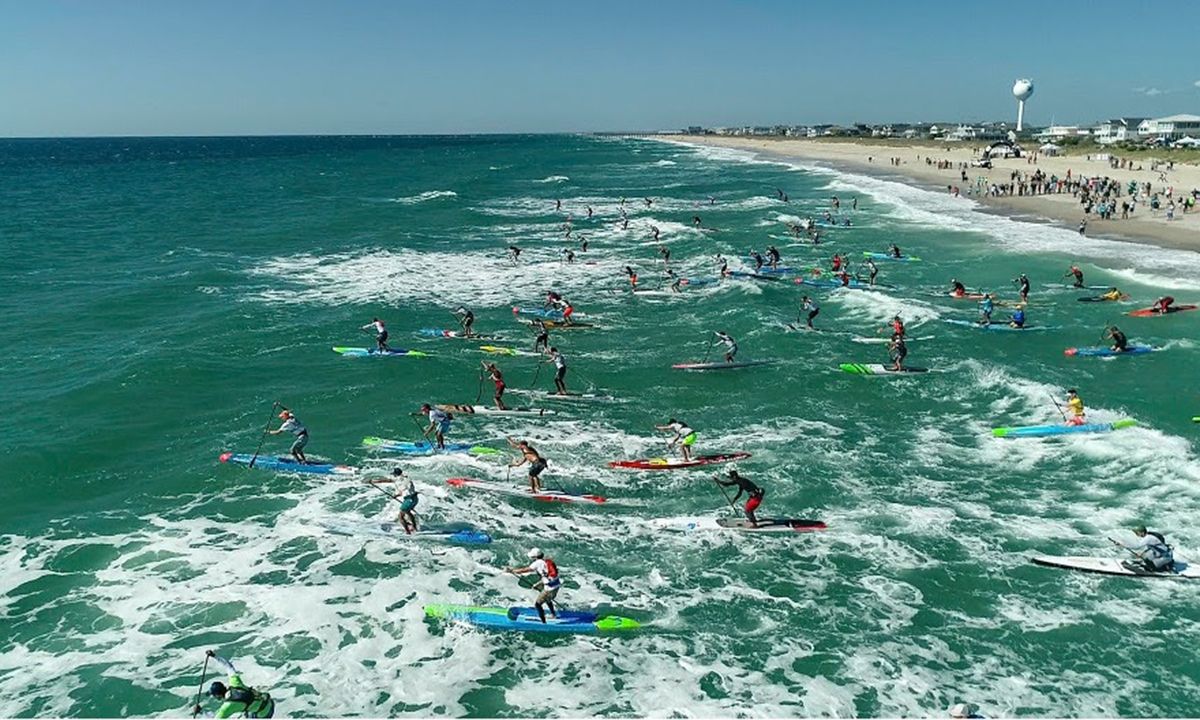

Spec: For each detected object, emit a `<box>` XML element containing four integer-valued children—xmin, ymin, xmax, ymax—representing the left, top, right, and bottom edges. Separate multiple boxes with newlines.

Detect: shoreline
<box><xmin>656</xmin><ymin>135</ymin><xmax>1200</xmax><ymax>254</ymax></box>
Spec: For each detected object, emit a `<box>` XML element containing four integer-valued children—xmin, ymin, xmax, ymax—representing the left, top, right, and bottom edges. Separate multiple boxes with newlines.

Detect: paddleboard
<box><xmin>513</xmin><ymin>306</ymin><xmax>581</xmax><ymax>320</ymax></box>
<box><xmin>219</xmin><ymin>452</ymin><xmax>357</xmax><ymax>476</ymax></box>
<box><xmin>851</xmin><ymin>335</ymin><xmax>935</xmax><ymax>344</ymax></box>
<box><xmin>332</xmin><ymin>346</ymin><xmax>428</xmax><ymax>358</ymax></box>
<box><xmin>1128</xmin><ymin>304</ymin><xmax>1198</xmax><ymax>317</ymax></box>
<box><xmin>608</xmin><ymin>452</ymin><xmax>751</xmax><ymax>470</ymax></box>
<box><xmin>1077</xmin><ymin>295</ymin><xmax>1129</xmax><ymax>303</ymax></box>
<box><xmin>863</xmin><ymin>252</ymin><xmax>921</xmax><ymax>262</ymax></box>
<box><xmin>727</xmin><ymin>270</ymin><xmax>783</xmax><ymax>282</ymax></box>
<box><xmin>795</xmin><ymin>278</ymin><xmax>870</xmax><ymax>290</ymax></box>
<box><xmin>318</xmin><ymin>518</ymin><xmax>492</xmax><ymax>545</ymax></box>
<box><xmin>1064</xmin><ymin>345</ymin><xmax>1154</xmax><ymax>357</ymax></box>
<box><xmin>1031</xmin><ymin>555</ymin><xmax>1200</xmax><ymax>579</ymax></box>
<box><xmin>991</xmin><ymin>419</ymin><xmax>1136</xmax><ymax>439</ymax></box>
<box><xmin>509</xmin><ymin>389</ymin><xmax>618</xmax><ymax>403</ymax></box>
<box><xmin>944</xmin><ymin>291</ymin><xmax>987</xmax><ymax>300</ymax></box>
<box><xmin>539</xmin><ymin>320</ymin><xmax>596</xmax><ymax>329</ymax></box>
<box><xmin>446</xmin><ymin>477</ymin><xmax>608</xmax><ymax>504</ymax></box>
<box><xmin>650</xmin><ymin>516</ymin><xmax>827</xmax><ymax>533</ymax></box>
<box><xmin>361</xmin><ymin>437</ymin><xmax>499</xmax><ymax>455</ymax></box>
<box><xmin>419</xmin><ymin>329</ymin><xmax>504</xmax><ymax>341</ymax></box>
<box><xmin>839</xmin><ymin>363</ymin><xmax>929</xmax><ymax>375</ymax></box>
<box><xmin>435</xmin><ymin>403</ymin><xmax>556</xmax><ymax>417</ymax></box>
<box><xmin>1044</xmin><ymin>283</ymin><xmax>1112</xmax><ymax>291</ymax></box>
<box><xmin>479</xmin><ymin>345</ymin><xmax>538</xmax><ymax>357</ymax></box>
<box><xmin>424</xmin><ymin>604</ymin><xmax>640</xmax><ymax>634</ymax></box>
<box><xmin>672</xmin><ymin>360</ymin><xmax>778</xmax><ymax>371</ymax></box>
<box><xmin>943</xmin><ymin>319</ymin><xmax>1056</xmax><ymax>332</ymax></box>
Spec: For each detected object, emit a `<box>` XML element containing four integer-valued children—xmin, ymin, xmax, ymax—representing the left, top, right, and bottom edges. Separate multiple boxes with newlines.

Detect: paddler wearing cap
<box><xmin>1112</xmin><ymin>525</ymin><xmax>1175</xmax><ymax>573</ymax></box>
<box><xmin>419</xmin><ymin>403</ymin><xmax>452</xmax><ymax>449</ymax></box>
<box><xmin>506</xmin><ymin>548</ymin><xmax>562</xmax><ymax>623</ymax></box>
<box><xmin>375</xmin><ymin>468</ymin><xmax>419</xmax><ymax>533</ymax></box>
<box><xmin>268</xmin><ymin>408</ymin><xmax>308</xmax><ymax>464</ymax></box>
<box><xmin>193</xmin><ymin>651</ymin><xmax>275</xmax><ymax>718</ymax></box>
<box><xmin>1062</xmin><ymin>388</ymin><xmax>1085</xmax><ymax>426</ymax></box>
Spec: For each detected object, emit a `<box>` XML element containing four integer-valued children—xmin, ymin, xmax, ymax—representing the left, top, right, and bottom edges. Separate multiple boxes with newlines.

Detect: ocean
<box><xmin>2</xmin><ymin>134</ymin><xmax>1198</xmax><ymax>717</ymax></box>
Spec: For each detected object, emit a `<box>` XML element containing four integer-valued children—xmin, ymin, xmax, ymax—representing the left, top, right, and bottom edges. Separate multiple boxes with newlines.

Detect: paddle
<box><xmin>712</xmin><ymin>476</ymin><xmax>738</xmax><ymax>515</ymax></box>
<box><xmin>248</xmin><ymin>402</ymin><xmax>280</xmax><ymax>469</ymax></box>
<box><xmin>475</xmin><ymin>365</ymin><xmax>485</xmax><ymax>403</ymax></box>
<box><xmin>191</xmin><ymin>651</ymin><xmax>211</xmax><ymax>717</ymax></box>
<box><xmin>701</xmin><ymin>337</ymin><xmax>715</xmax><ymax>364</ymax></box>
<box><xmin>409</xmin><ymin>413</ymin><xmax>431</xmax><ymax>442</ymax></box>
<box><xmin>1047</xmin><ymin>392</ymin><xmax>1068</xmax><ymax>423</ymax></box>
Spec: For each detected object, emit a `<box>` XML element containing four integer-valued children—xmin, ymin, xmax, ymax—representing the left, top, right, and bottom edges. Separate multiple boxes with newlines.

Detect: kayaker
<box><xmin>507</xmin><ymin>548</ymin><xmax>561</xmax><ymax>623</ymax></box>
<box><xmin>361</xmin><ymin>318</ymin><xmax>390</xmax><ymax>352</ymax></box>
<box><xmin>950</xmin><ymin>279</ymin><xmax>966</xmax><ymax>297</ymax></box>
<box><xmin>767</xmin><ymin>245</ymin><xmax>781</xmax><ymax>269</ymax></box>
<box><xmin>453</xmin><ymin>306</ymin><xmax>476</xmax><ymax>337</ymax></box>
<box><xmin>888</xmin><ymin>334</ymin><xmax>908</xmax><ymax>371</ymax></box>
<box><xmin>419</xmin><ymin>403</ymin><xmax>452</xmax><ymax>449</ymax></box>
<box><xmin>1106</xmin><ymin>326</ymin><xmax>1129</xmax><ymax>352</ymax></box>
<box><xmin>482</xmin><ymin>361</ymin><xmax>508</xmax><ymax>410</ymax></box>
<box><xmin>1009</xmin><ymin>307</ymin><xmax>1026</xmax><ymax>329</ymax></box>
<box><xmin>546</xmin><ymin>347</ymin><xmax>568</xmax><ymax>395</ymax></box>
<box><xmin>1154</xmin><ymin>295</ymin><xmax>1175</xmax><ymax>314</ymax></box>
<box><xmin>1065</xmin><ymin>265</ymin><xmax>1084</xmax><ymax>288</ymax></box>
<box><xmin>386</xmin><ymin>468</ymin><xmax>418</xmax><ymax>533</ymax></box>
<box><xmin>508</xmin><ymin>439</ymin><xmax>548</xmax><ymax>492</ymax></box>
<box><xmin>801</xmin><ymin>295</ymin><xmax>820</xmax><ymax>329</ymax></box>
<box><xmin>1015</xmin><ymin>273</ymin><xmax>1030</xmax><ymax>303</ymax></box>
<box><xmin>531</xmin><ymin>319</ymin><xmax>550</xmax><ymax>353</ymax></box>
<box><xmin>1063</xmin><ymin>388</ymin><xmax>1085</xmax><ymax>426</ymax></box>
<box><xmin>1112</xmin><ymin>525</ymin><xmax>1175</xmax><ymax>573</ymax></box>
<box><xmin>979</xmin><ymin>294</ymin><xmax>995</xmax><ymax>325</ymax></box>
<box><xmin>715</xmin><ymin>469</ymin><xmax>765</xmax><ymax>527</ymax></box>
<box><xmin>714</xmin><ymin>331</ymin><xmax>738</xmax><ymax>362</ymax></box>
<box><xmin>655</xmin><ymin>418</ymin><xmax>696</xmax><ymax>462</ymax></box>
<box><xmin>624</xmin><ymin>266</ymin><xmax>638</xmax><ymax>288</ymax></box>
<box><xmin>268</xmin><ymin>409</ymin><xmax>308</xmax><ymax>464</ymax></box>
<box><xmin>194</xmin><ymin>651</ymin><xmax>275</xmax><ymax>719</ymax></box>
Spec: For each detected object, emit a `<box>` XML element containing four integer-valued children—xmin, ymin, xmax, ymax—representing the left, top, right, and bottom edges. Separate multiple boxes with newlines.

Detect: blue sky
<box><xmin>2</xmin><ymin>0</ymin><xmax>1197</xmax><ymax>136</ymax></box>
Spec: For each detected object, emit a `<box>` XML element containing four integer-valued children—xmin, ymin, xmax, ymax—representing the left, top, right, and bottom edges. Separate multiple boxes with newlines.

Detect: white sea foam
<box><xmin>384</xmin><ymin>190</ymin><xmax>457</xmax><ymax>204</ymax></box>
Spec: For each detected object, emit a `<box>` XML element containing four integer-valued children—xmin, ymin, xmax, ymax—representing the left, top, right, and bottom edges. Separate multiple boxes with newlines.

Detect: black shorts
<box><xmin>529</xmin><ymin>459</ymin><xmax>547</xmax><ymax>477</ymax></box>
<box><xmin>555</xmin><ymin>367</ymin><xmax>566</xmax><ymax>382</ymax></box>
<box><xmin>378</xmin><ymin>330</ymin><xmax>389</xmax><ymax>343</ymax></box>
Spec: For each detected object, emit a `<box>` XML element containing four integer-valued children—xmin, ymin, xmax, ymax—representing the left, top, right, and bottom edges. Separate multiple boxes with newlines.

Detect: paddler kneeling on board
<box><xmin>419</xmin><ymin>404</ymin><xmax>452</xmax><ymax>449</ymax></box>
<box><xmin>1154</xmin><ymin>295</ymin><xmax>1175</xmax><ymax>314</ymax></box>
<box><xmin>1105</xmin><ymin>325</ymin><xmax>1129</xmax><ymax>352</ymax></box>
<box><xmin>714</xmin><ymin>331</ymin><xmax>738</xmax><ymax>363</ymax></box>
<box><xmin>508</xmin><ymin>438</ymin><xmax>548</xmax><ymax>492</ymax></box>
<box><xmin>656</xmin><ymin>418</ymin><xmax>696</xmax><ymax>462</ymax></box>
<box><xmin>507</xmin><ymin>548</ymin><xmax>561</xmax><ymax>623</ymax></box>
<box><xmin>1008</xmin><ymin>307</ymin><xmax>1026</xmax><ymax>329</ymax></box>
<box><xmin>194</xmin><ymin>651</ymin><xmax>275</xmax><ymax>719</ymax></box>
<box><xmin>1112</xmin><ymin>525</ymin><xmax>1175</xmax><ymax>573</ymax></box>
<box><xmin>1099</xmin><ymin>287</ymin><xmax>1125</xmax><ymax>302</ymax></box>
<box><xmin>1062</xmin><ymin>389</ymin><xmax>1085</xmax><ymax>426</ymax></box>
<box><xmin>950</xmin><ymin>278</ymin><xmax>967</xmax><ymax>297</ymax></box>
<box><xmin>716</xmin><ymin>470</ymin><xmax>765</xmax><ymax>527</ymax></box>
<box><xmin>269</xmin><ymin>409</ymin><xmax>308</xmax><ymax>464</ymax></box>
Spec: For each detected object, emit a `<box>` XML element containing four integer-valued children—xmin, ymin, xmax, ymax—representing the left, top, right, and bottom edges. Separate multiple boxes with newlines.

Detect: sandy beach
<box><xmin>660</xmin><ymin>135</ymin><xmax>1200</xmax><ymax>252</ymax></box>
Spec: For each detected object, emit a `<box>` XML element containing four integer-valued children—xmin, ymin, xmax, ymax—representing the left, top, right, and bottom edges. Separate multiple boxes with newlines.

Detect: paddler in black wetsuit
<box><xmin>454</xmin><ymin>306</ymin><xmax>476</xmax><ymax>337</ymax></box>
<box><xmin>715</xmin><ymin>470</ymin><xmax>765</xmax><ymax>527</ymax></box>
<box><xmin>750</xmin><ymin>250</ymin><xmax>765</xmax><ymax>272</ymax></box>
<box><xmin>716</xmin><ymin>254</ymin><xmax>731</xmax><ymax>279</ymax></box>
<box><xmin>766</xmin><ymin>245</ymin><xmax>781</xmax><ymax>270</ymax></box>
<box><xmin>950</xmin><ymin>279</ymin><xmax>967</xmax><ymax>297</ymax></box>
<box><xmin>531</xmin><ymin>319</ymin><xmax>550</xmax><ymax>353</ymax></box>
<box><xmin>1105</xmin><ymin>325</ymin><xmax>1129</xmax><ymax>352</ymax></box>
<box><xmin>1015</xmin><ymin>273</ymin><xmax>1031</xmax><ymax>303</ymax></box>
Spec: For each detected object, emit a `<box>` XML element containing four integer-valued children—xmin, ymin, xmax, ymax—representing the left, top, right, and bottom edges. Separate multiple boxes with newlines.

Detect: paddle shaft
<box><xmin>192</xmin><ymin>654</ymin><xmax>210</xmax><ymax>717</ymax></box>
<box><xmin>702</xmin><ymin>337</ymin><xmax>715</xmax><ymax>364</ymax></box>
<box><xmin>1048</xmin><ymin>393</ymin><xmax>1068</xmax><ymax>422</ymax></box>
<box><xmin>248</xmin><ymin>401</ymin><xmax>280</xmax><ymax>469</ymax></box>
<box><xmin>713</xmin><ymin>477</ymin><xmax>738</xmax><ymax>511</ymax></box>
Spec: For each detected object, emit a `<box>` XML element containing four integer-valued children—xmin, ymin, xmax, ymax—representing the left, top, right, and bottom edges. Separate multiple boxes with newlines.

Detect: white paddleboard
<box><xmin>1031</xmin><ymin>555</ymin><xmax>1199</xmax><ymax>579</ymax></box>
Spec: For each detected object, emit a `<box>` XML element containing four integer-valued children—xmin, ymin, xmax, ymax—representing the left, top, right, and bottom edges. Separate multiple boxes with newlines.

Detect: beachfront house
<box><xmin>1138</xmin><ymin>114</ymin><xmax>1200</xmax><ymax>142</ymax></box>
<box><xmin>1036</xmin><ymin>125</ymin><xmax>1090</xmax><ymax>141</ymax></box>
<box><xmin>1092</xmin><ymin>118</ymin><xmax>1145</xmax><ymax>145</ymax></box>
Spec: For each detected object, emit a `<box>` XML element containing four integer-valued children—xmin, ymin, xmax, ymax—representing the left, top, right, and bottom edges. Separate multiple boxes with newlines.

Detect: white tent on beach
<box><xmin>1038</xmin><ymin>142</ymin><xmax>1062</xmax><ymax>156</ymax></box>
<box><xmin>1172</xmin><ymin>136</ymin><xmax>1200</xmax><ymax>148</ymax></box>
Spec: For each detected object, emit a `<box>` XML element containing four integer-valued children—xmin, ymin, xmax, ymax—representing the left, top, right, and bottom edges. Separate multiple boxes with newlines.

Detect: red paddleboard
<box><xmin>608</xmin><ymin>452</ymin><xmax>751</xmax><ymax>470</ymax></box>
<box><xmin>1128</xmin><ymin>304</ymin><xmax>1197</xmax><ymax>317</ymax></box>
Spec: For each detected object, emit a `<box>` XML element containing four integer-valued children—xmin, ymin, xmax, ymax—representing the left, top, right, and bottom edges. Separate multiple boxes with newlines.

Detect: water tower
<box><xmin>1013</xmin><ymin>79</ymin><xmax>1034</xmax><ymax>132</ymax></box>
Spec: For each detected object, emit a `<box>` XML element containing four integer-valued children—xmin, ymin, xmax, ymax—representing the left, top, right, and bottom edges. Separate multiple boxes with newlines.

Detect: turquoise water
<box><xmin>2</xmin><ymin>134</ymin><xmax>1199</xmax><ymax>717</ymax></box>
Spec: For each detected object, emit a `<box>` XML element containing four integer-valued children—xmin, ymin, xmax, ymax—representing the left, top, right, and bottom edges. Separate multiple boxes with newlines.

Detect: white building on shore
<box><xmin>1138</xmin><ymin>114</ymin><xmax>1200</xmax><ymax>142</ymax></box>
<box><xmin>1092</xmin><ymin>118</ymin><xmax>1145</xmax><ymax>145</ymax></box>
